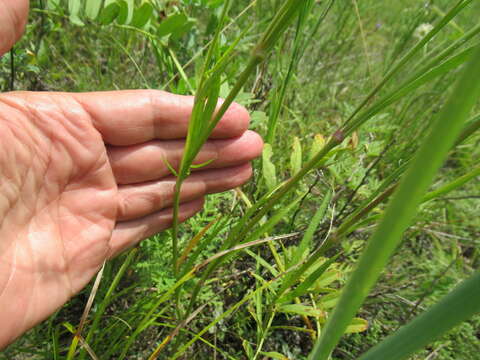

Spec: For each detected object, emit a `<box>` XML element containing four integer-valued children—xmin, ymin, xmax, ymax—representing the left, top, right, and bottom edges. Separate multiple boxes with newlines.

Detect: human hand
<box><xmin>0</xmin><ymin>0</ymin><xmax>29</xmax><ymax>56</ymax></box>
<box><xmin>0</xmin><ymin>90</ymin><xmax>262</xmax><ymax>348</ymax></box>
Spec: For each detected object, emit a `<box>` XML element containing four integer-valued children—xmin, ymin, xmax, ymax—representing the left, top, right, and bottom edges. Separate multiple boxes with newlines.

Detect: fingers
<box><xmin>108</xmin><ymin>198</ymin><xmax>204</xmax><ymax>258</ymax></box>
<box><xmin>116</xmin><ymin>163</ymin><xmax>252</xmax><ymax>221</ymax></box>
<box><xmin>108</xmin><ymin>130</ymin><xmax>263</xmax><ymax>185</ymax></box>
<box><xmin>0</xmin><ymin>0</ymin><xmax>29</xmax><ymax>56</ymax></box>
<box><xmin>72</xmin><ymin>90</ymin><xmax>250</xmax><ymax>146</ymax></box>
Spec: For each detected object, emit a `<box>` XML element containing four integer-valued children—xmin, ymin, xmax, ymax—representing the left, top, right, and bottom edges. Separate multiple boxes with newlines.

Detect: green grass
<box><xmin>2</xmin><ymin>0</ymin><xmax>480</xmax><ymax>359</ymax></box>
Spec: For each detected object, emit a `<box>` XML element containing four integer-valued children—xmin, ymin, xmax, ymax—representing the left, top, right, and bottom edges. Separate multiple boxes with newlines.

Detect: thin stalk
<box><xmin>266</xmin><ymin>0</ymin><xmax>316</xmax><ymax>143</ymax></box>
<box><xmin>456</xmin><ymin>113</ymin><xmax>480</xmax><ymax>144</ymax></box>
<box><xmin>9</xmin><ymin>48</ymin><xmax>15</xmax><ymax>91</ymax></box>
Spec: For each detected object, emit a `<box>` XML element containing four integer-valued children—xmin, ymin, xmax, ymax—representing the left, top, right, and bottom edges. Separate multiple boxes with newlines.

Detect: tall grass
<box><xmin>4</xmin><ymin>1</ymin><xmax>480</xmax><ymax>359</ymax></box>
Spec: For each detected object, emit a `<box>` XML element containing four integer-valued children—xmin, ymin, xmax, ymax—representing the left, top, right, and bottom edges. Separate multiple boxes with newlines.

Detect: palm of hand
<box><xmin>0</xmin><ymin>90</ymin><xmax>261</xmax><ymax>347</ymax></box>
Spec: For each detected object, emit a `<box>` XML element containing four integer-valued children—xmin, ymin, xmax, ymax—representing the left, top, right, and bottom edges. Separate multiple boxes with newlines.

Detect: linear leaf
<box><xmin>309</xmin><ymin>44</ymin><xmax>480</xmax><ymax>360</ymax></box>
<box><xmin>359</xmin><ymin>271</ymin><xmax>480</xmax><ymax>360</ymax></box>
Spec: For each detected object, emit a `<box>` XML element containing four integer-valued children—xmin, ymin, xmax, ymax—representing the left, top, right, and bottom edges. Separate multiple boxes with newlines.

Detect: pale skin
<box><xmin>0</xmin><ymin>0</ymin><xmax>263</xmax><ymax>349</ymax></box>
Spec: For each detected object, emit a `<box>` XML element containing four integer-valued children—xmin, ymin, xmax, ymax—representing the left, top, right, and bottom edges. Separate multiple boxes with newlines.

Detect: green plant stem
<box><xmin>456</xmin><ymin>113</ymin><xmax>480</xmax><ymax>144</ymax></box>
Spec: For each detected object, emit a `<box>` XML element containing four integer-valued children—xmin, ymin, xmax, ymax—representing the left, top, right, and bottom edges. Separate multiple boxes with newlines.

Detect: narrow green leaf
<box><xmin>288</xmin><ymin>190</ymin><xmax>332</xmax><ymax>269</ymax></box>
<box><xmin>309</xmin><ymin>44</ymin><xmax>480</xmax><ymax>360</ymax></box>
<box><xmin>359</xmin><ymin>271</ymin><xmax>480</xmax><ymax>360</ymax></box>
<box><xmin>162</xmin><ymin>157</ymin><xmax>178</xmax><ymax>177</ymax></box>
<box><xmin>423</xmin><ymin>165</ymin><xmax>480</xmax><ymax>202</ymax></box>
<box><xmin>277</xmin><ymin>256</ymin><xmax>339</xmax><ymax>304</ymax></box>
<box><xmin>242</xmin><ymin>340</ymin><xmax>254</xmax><ymax>359</ymax></box>
<box><xmin>318</xmin><ymin>292</ymin><xmax>340</xmax><ymax>310</ymax></box>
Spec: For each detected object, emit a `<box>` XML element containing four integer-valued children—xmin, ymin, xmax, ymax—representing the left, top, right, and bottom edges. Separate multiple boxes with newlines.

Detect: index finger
<box><xmin>73</xmin><ymin>90</ymin><xmax>250</xmax><ymax>146</ymax></box>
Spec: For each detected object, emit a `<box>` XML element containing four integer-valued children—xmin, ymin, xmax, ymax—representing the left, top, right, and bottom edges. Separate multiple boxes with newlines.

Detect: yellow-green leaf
<box><xmin>290</xmin><ymin>136</ymin><xmax>302</xmax><ymax>175</ymax></box>
<box><xmin>309</xmin><ymin>133</ymin><xmax>326</xmax><ymax>160</ymax></box>
<box><xmin>345</xmin><ymin>317</ymin><xmax>368</xmax><ymax>333</ymax></box>
<box><xmin>313</xmin><ymin>269</ymin><xmax>341</xmax><ymax>289</ymax></box>
<box><xmin>279</xmin><ymin>304</ymin><xmax>325</xmax><ymax>319</ymax></box>
<box><xmin>262</xmin><ymin>144</ymin><xmax>277</xmax><ymax>192</ymax></box>
<box><xmin>260</xmin><ymin>351</ymin><xmax>290</xmax><ymax>360</ymax></box>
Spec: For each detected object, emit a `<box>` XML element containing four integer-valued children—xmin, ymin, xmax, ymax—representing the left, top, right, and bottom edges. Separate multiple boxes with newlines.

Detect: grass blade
<box><xmin>359</xmin><ymin>270</ymin><xmax>480</xmax><ymax>360</ymax></box>
<box><xmin>309</xmin><ymin>44</ymin><xmax>480</xmax><ymax>360</ymax></box>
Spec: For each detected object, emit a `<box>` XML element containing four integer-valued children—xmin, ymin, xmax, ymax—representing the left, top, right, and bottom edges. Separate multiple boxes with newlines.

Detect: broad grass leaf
<box><xmin>131</xmin><ymin>1</ymin><xmax>154</xmax><ymax>28</ymax></box>
<box><xmin>345</xmin><ymin>318</ymin><xmax>368</xmax><ymax>333</ymax></box>
<box><xmin>290</xmin><ymin>136</ymin><xmax>302</xmax><ymax>175</ymax></box>
<box><xmin>262</xmin><ymin>144</ymin><xmax>277</xmax><ymax>192</ymax></box>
